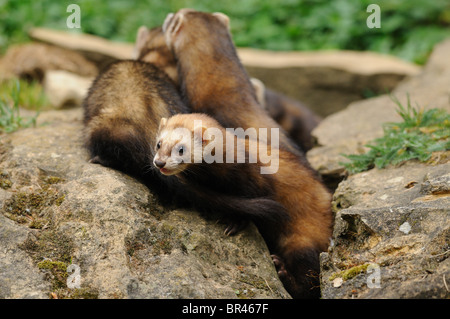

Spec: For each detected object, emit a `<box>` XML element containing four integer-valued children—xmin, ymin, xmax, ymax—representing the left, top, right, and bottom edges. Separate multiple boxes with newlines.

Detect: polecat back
<box><xmin>262</xmin><ymin>86</ymin><xmax>321</xmax><ymax>151</ymax></box>
<box><xmin>133</xmin><ymin>26</ymin><xmax>179</xmax><ymax>86</ymax></box>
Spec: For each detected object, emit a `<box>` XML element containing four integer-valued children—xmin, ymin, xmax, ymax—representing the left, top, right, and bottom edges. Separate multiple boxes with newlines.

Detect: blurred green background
<box><xmin>1</xmin><ymin>0</ymin><xmax>450</xmax><ymax>64</ymax></box>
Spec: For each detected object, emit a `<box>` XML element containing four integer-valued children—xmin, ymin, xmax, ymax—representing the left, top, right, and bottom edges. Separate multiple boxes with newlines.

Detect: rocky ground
<box><xmin>0</xmin><ymin>30</ymin><xmax>448</xmax><ymax>299</ymax></box>
<box><xmin>309</xmin><ymin>39</ymin><xmax>450</xmax><ymax>299</ymax></box>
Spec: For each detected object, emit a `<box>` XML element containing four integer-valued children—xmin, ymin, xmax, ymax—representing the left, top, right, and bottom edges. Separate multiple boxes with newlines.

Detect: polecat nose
<box><xmin>154</xmin><ymin>159</ymin><xmax>166</xmax><ymax>168</ymax></box>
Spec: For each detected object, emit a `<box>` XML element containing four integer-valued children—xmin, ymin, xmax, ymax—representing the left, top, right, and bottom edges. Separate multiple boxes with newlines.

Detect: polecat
<box><xmin>82</xmin><ymin>60</ymin><xmax>188</xmax><ymax>202</ymax></box>
<box><xmin>154</xmin><ymin>113</ymin><xmax>333</xmax><ymax>298</ymax></box>
<box><xmin>134</xmin><ymin>25</ymin><xmax>320</xmax><ymax>152</ymax></box>
<box><xmin>161</xmin><ymin>9</ymin><xmax>333</xmax><ymax>298</ymax></box>
<box><xmin>133</xmin><ymin>26</ymin><xmax>179</xmax><ymax>86</ymax></box>
<box><xmin>162</xmin><ymin>10</ymin><xmax>304</xmax><ymax>156</ymax></box>
<box><xmin>82</xmin><ymin>59</ymin><xmax>287</xmax><ymax>229</ymax></box>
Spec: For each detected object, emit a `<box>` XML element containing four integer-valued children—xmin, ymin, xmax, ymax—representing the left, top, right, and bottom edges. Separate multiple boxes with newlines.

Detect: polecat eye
<box><xmin>178</xmin><ymin>145</ymin><xmax>185</xmax><ymax>156</ymax></box>
<box><xmin>156</xmin><ymin>141</ymin><xmax>161</xmax><ymax>150</ymax></box>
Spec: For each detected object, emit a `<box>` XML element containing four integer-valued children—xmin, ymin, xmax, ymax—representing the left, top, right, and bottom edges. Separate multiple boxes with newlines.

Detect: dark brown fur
<box><xmin>162</xmin><ymin>10</ymin><xmax>333</xmax><ymax>298</ymax></box>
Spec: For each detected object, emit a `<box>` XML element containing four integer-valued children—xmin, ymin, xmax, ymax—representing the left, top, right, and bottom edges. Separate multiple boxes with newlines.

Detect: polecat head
<box><xmin>163</xmin><ymin>9</ymin><xmax>231</xmax><ymax>53</ymax></box>
<box><xmin>133</xmin><ymin>26</ymin><xmax>179</xmax><ymax>85</ymax></box>
<box><xmin>153</xmin><ymin>113</ymin><xmax>220</xmax><ymax>176</ymax></box>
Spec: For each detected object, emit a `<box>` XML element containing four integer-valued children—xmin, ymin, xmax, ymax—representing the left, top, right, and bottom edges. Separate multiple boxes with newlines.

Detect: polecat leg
<box><xmin>271</xmin><ymin>254</ymin><xmax>289</xmax><ymax>278</ymax></box>
<box><xmin>89</xmin><ymin>155</ymin><xmax>105</xmax><ymax>165</ymax></box>
<box><xmin>272</xmin><ymin>250</ymin><xmax>321</xmax><ymax>299</ymax></box>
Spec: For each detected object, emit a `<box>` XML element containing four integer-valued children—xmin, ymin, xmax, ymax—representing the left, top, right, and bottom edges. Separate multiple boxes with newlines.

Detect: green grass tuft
<box><xmin>341</xmin><ymin>94</ymin><xmax>450</xmax><ymax>174</ymax></box>
<box><xmin>0</xmin><ymin>79</ymin><xmax>41</xmax><ymax>133</ymax></box>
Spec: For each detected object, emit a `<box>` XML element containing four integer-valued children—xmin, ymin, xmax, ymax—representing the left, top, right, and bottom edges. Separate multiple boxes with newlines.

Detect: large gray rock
<box><xmin>311</xmin><ymin>39</ymin><xmax>450</xmax><ymax>299</ymax></box>
<box><xmin>321</xmin><ymin>162</ymin><xmax>449</xmax><ymax>298</ymax></box>
<box><xmin>0</xmin><ymin>109</ymin><xmax>289</xmax><ymax>299</ymax></box>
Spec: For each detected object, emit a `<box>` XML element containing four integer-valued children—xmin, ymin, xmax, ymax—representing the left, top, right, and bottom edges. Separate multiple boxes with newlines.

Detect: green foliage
<box><xmin>1</xmin><ymin>0</ymin><xmax>450</xmax><ymax>64</ymax></box>
<box><xmin>341</xmin><ymin>95</ymin><xmax>450</xmax><ymax>174</ymax></box>
<box><xmin>0</xmin><ymin>78</ymin><xmax>48</xmax><ymax>110</ymax></box>
<box><xmin>0</xmin><ymin>80</ymin><xmax>40</xmax><ymax>133</ymax></box>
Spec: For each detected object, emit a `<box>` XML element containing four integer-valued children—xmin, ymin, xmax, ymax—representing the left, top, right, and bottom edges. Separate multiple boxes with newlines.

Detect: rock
<box><xmin>308</xmin><ymin>38</ymin><xmax>450</xmax><ymax>180</ymax></box>
<box><xmin>0</xmin><ymin>43</ymin><xmax>98</xmax><ymax>82</ymax></box>
<box><xmin>239</xmin><ymin>48</ymin><xmax>421</xmax><ymax>117</ymax></box>
<box><xmin>321</xmin><ymin>162</ymin><xmax>450</xmax><ymax>299</ymax></box>
<box><xmin>43</xmin><ymin>71</ymin><xmax>94</xmax><ymax>108</ymax></box>
<box><xmin>28</xmin><ymin>28</ymin><xmax>133</xmax><ymax>71</ymax></box>
<box><xmin>0</xmin><ymin>215</ymin><xmax>51</xmax><ymax>298</ymax></box>
<box><xmin>311</xmin><ymin>38</ymin><xmax>450</xmax><ymax>299</ymax></box>
<box><xmin>28</xmin><ymin>28</ymin><xmax>420</xmax><ymax>117</ymax></box>
<box><xmin>0</xmin><ymin>108</ymin><xmax>290</xmax><ymax>299</ymax></box>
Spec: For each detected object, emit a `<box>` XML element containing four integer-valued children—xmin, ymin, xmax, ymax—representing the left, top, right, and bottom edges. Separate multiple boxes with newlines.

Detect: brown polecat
<box><xmin>133</xmin><ymin>26</ymin><xmax>179</xmax><ymax>86</ymax></box>
<box><xmin>82</xmin><ymin>59</ymin><xmax>287</xmax><ymax>228</ymax></box>
<box><xmin>162</xmin><ymin>9</ymin><xmax>333</xmax><ymax>298</ymax></box>
<box><xmin>134</xmin><ymin>25</ymin><xmax>320</xmax><ymax>152</ymax></box>
<box><xmin>154</xmin><ymin>113</ymin><xmax>333</xmax><ymax>298</ymax></box>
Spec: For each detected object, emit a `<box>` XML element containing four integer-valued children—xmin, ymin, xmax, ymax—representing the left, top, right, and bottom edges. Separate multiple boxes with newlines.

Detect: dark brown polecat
<box><xmin>154</xmin><ymin>113</ymin><xmax>333</xmax><ymax>298</ymax></box>
<box><xmin>82</xmin><ymin>60</ymin><xmax>189</xmax><ymax>202</ymax></box>
<box><xmin>134</xmin><ymin>25</ymin><xmax>320</xmax><ymax>152</ymax></box>
<box><xmin>82</xmin><ymin>59</ymin><xmax>287</xmax><ymax>228</ymax></box>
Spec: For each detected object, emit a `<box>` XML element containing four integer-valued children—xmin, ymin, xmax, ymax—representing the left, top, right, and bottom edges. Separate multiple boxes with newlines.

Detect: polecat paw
<box><xmin>271</xmin><ymin>254</ymin><xmax>289</xmax><ymax>278</ymax></box>
<box><xmin>224</xmin><ymin>219</ymin><xmax>249</xmax><ymax>236</ymax></box>
<box><xmin>89</xmin><ymin>155</ymin><xmax>104</xmax><ymax>165</ymax></box>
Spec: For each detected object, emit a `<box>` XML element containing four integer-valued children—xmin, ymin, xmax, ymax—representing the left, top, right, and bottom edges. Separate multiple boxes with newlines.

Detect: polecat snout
<box><xmin>152</xmin><ymin>116</ymin><xmax>195</xmax><ymax>176</ymax></box>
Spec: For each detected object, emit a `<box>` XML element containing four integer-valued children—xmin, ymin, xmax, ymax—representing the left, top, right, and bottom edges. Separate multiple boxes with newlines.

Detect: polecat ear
<box><xmin>159</xmin><ymin>117</ymin><xmax>168</xmax><ymax>131</ymax></box>
<box><xmin>132</xmin><ymin>26</ymin><xmax>150</xmax><ymax>60</ymax></box>
<box><xmin>250</xmin><ymin>78</ymin><xmax>266</xmax><ymax>109</ymax></box>
<box><xmin>213</xmin><ymin>12</ymin><xmax>230</xmax><ymax>29</ymax></box>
